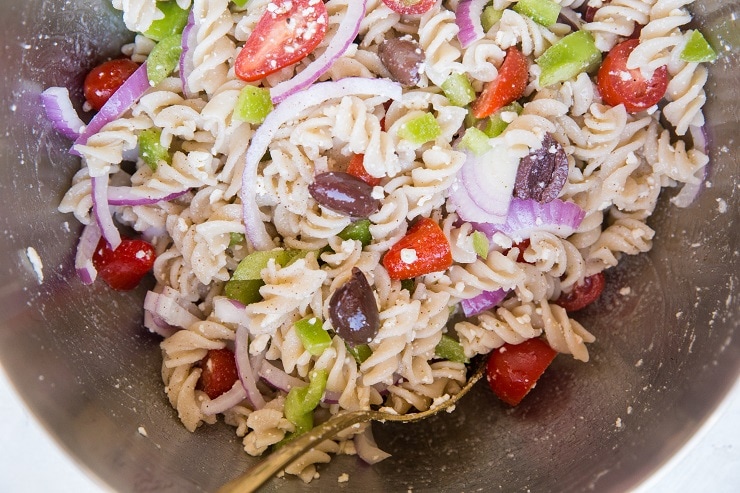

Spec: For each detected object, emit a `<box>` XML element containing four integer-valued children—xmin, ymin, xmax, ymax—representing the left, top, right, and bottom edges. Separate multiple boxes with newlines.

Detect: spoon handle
<box><xmin>217</xmin><ymin>410</ymin><xmax>373</xmax><ymax>493</ymax></box>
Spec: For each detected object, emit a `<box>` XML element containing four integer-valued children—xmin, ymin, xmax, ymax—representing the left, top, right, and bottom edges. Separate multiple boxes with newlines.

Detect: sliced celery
<box><xmin>483</xmin><ymin>102</ymin><xmax>523</xmax><ymax>137</ymax></box>
<box><xmin>398</xmin><ymin>113</ymin><xmax>442</xmax><ymax>145</ymax></box>
<box><xmin>295</xmin><ymin>317</ymin><xmax>332</xmax><ymax>356</ymax></box>
<box><xmin>234</xmin><ymin>85</ymin><xmax>274</xmax><ymax>124</ymax></box>
<box><xmin>441</xmin><ymin>73</ymin><xmax>476</xmax><ymax>107</ymax></box>
<box><xmin>460</xmin><ymin>127</ymin><xmax>492</xmax><ymax>156</ymax></box>
<box><xmin>143</xmin><ymin>1</ymin><xmax>190</xmax><ymax>41</ymax></box>
<box><xmin>224</xmin><ymin>279</ymin><xmax>264</xmax><ymax>305</ymax></box>
<box><xmin>481</xmin><ymin>7</ymin><xmax>503</xmax><ymax>32</ymax></box>
<box><xmin>229</xmin><ymin>232</ymin><xmax>246</xmax><ymax>248</ymax></box>
<box><xmin>231</xmin><ymin>249</ymin><xmax>308</xmax><ymax>281</ymax></box>
<box><xmin>435</xmin><ymin>334</ymin><xmax>469</xmax><ymax>363</ymax></box>
<box><xmin>536</xmin><ymin>30</ymin><xmax>601</xmax><ymax>87</ymax></box>
<box><xmin>472</xmin><ymin>231</ymin><xmax>489</xmax><ymax>259</ymax></box>
<box><xmin>138</xmin><ymin>128</ymin><xmax>169</xmax><ymax>170</ymax></box>
<box><xmin>512</xmin><ymin>0</ymin><xmax>562</xmax><ymax>27</ymax></box>
<box><xmin>680</xmin><ymin>30</ymin><xmax>718</xmax><ymax>63</ymax></box>
<box><xmin>337</xmin><ymin>219</ymin><xmax>372</xmax><ymax>247</ymax></box>
<box><xmin>147</xmin><ymin>33</ymin><xmax>183</xmax><ymax>86</ymax></box>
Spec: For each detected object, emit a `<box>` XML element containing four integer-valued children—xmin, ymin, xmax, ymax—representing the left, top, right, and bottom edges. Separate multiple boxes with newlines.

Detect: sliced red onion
<box><xmin>269</xmin><ymin>1</ymin><xmax>367</xmax><ymax>103</ymax></box>
<box><xmin>143</xmin><ymin>309</ymin><xmax>179</xmax><ymax>338</ymax></box>
<box><xmin>40</xmin><ymin>87</ymin><xmax>86</xmax><ymax>139</ymax></box>
<box><xmin>235</xmin><ymin>325</ymin><xmax>266</xmax><ymax>410</ymax></box>
<box><xmin>671</xmin><ymin>179</ymin><xmax>704</xmax><ymax>208</ymax></box>
<box><xmin>354</xmin><ymin>426</ymin><xmax>391</xmax><ymax>465</ymax></box>
<box><xmin>461</xmin><ymin>288</ymin><xmax>508</xmax><ymax>317</ymax></box>
<box><xmin>107</xmin><ymin>186</ymin><xmax>189</xmax><ymax>206</ymax></box>
<box><xmin>257</xmin><ymin>359</ymin><xmax>307</xmax><ymax>392</ymax></box>
<box><xmin>322</xmin><ymin>390</ymin><xmax>341</xmax><ymax>405</ymax></box>
<box><xmin>72</xmin><ymin>61</ymin><xmax>150</xmax><ymax>154</ymax></box>
<box><xmin>91</xmin><ymin>175</ymin><xmax>122</xmax><ymax>250</ymax></box>
<box><xmin>557</xmin><ymin>7</ymin><xmax>584</xmax><ymax>32</ymax></box>
<box><xmin>201</xmin><ymin>381</ymin><xmax>248</xmax><ymax>416</ymax></box>
<box><xmin>472</xmin><ymin>198</ymin><xmax>586</xmax><ymax>241</ymax></box>
<box><xmin>456</xmin><ymin>0</ymin><xmax>489</xmax><ymax>48</ymax></box>
<box><xmin>212</xmin><ymin>296</ymin><xmax>249</xmax><ymax>326</ymax></box>
<box><xmin>144</xmin><ymin>290</ymin><xmax>201</xmax><ymax>330</ymax></box>
<box><xmin>74</xmin><ymin>222</ymin><xmax>101</xmax><ymax>285</ymax></box>
<box><xmin>179</xmin><ymin>10</ymin><xmax>196</xmax><ymax>98</ymax></box>
<box><xmin>242</xmin><ymin>77</ymin><xmax>402</xmax><ymax>250</ymax></box>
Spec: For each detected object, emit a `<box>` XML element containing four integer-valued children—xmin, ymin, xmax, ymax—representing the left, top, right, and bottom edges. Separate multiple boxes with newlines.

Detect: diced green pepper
<box><xmin>680</xmin><ymin>30</ymin><xmax>718</xmax><ymax>63</ymax></box>
<box><xmin>536</xmin><ymin>30</ymin><xmax>602</xmax><ymax>87</ymax></box>
<box><xmin>295</xmin><ymin>317</ymin><xmax>332</xmax><ymax>356</ymax></box>
<box><xmin>472</xmin><ymin>231</ymin><xmax>489</xmax><ymax>259</ymax></box>
<box><xmin>483</xmin><ymin>102</ymin><xmax>523</xmax><ymax>137</ymax></box>
<box><xmin>398</xmin><ymin>113</ymin><xmax>442</xmax><ymax>145</ymax></box>
<box><xmin>460</xmin><ymin>127</ymin><xmax>492</xmax><ymax>156</ymax></box>
<box><xmin>337</xmin><ymin>219</ymin><xmax>372</xmax><ymax>247</ymax></box>
<box><xmin>147</xmin><ymin>33</ymin><xmax>183</xmax><ymax>86</ymax></box>
<box><xmin>143</xmin><ymin>1</ymin><xmax>190</xmax><ymax>41</ymax></box>
<box><xmin>441</xmin><ymin>73</ymin><xmax>476</xmax><ymax>107</ymax></box>
<box><xmin>435</xmin><ymin>334</ymin><xmax>469</xmax><ymax>363</ymax></box>
<box><xmin>229</xmin><ymin>232</ymin><xmax>246</xmax><ymax>248</ymax></box>
<box><xmin>224</xmin><ymin>279</ymin><xmax>264</xmax><ymax>305</ymax></box>
<box><xmin>138</xmin><ymin>128</ymin><xmax>170</xmax><ymax>170</ymax></box>
<box><xmin>347</xmin><ymin>343</ymin><xmax>373</xmax><ymax>364</ymax></box>
<box><xmin>400</xmin><ymin>279</ymin><xmax>416</xmax><ymax>293</ymax></box>
<box><xmin>284</xmin><ymin>369</ymin><xmax>328</xmax><ymax>432</ymax></box>
<box><xmin>231</xmin><ymin>249</ymin><xmax>308</xmax><ymax>281</ymax></box>
<box><xmin>481</xmin><ymin>7</ymin><xmax>504</xmax><ymax>32</ymax></box>
<box><xmin>513</xmin><ymin>0</ymin><xmax>562</xmax><ymax>27</ymax></box>
<box><xmin>231</xmin><ymin>0</ymin><xmax>250</xmax><ymax>7</ymax></box>
<box><xmin>234</xmin><ymin>85</ymin><xmax>274</xmax><ymax>124</ymax></box>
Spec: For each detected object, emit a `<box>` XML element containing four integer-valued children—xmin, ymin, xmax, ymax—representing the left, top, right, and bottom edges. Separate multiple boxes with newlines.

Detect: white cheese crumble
<box><xmin>400</xmin><ymin>248</ymin><xmax>417</xmax><ymax>264</ymax></box>
<box><xmin>25</xmin><ymin>247</ymin><xmax>44</xmax><ymax>284</ymax></box>
<box><xmin>137</xmin><ymin>426</ymin><xmax>148</xmax><ymax>437</ymax></box>
<box><xmin>338</xmin><ymin>473</ymin><xmax>349</xmax><ymax>483</ymax></box>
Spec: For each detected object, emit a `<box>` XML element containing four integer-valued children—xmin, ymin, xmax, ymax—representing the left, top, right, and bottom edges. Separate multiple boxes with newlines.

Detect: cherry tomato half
<box><xmin>235</xmin><ymin>0</ymin><xmax>328</xmax><ymax>82</ymax></box>
<box><xmin>92</xmin><ymin>237</ymin><xmax>156</xmax><ymax>291</ymax></box>
<box><xmin>382</xmin><ymin>0</ymin><xmax>436</xmax><ymax>15</ymax></box>
<box><xmin>199</xmin><ymin>348</ymin><xmax>239</xmax><ymax>400</ymax></box>
<box><xmin>472</xmin><ymin>47</ymin><xmax>529</xmax><ymax>119</ymax></box>
<box><xmin>486</xmin><ymin>338</ymin><xmax>558</xmax><ymax>406</ymax></box>
<box><xmin>555</xmin><ymin>272</ymin><xmax>606</xmax><ymax>312</ymax></box>
<box><xmin>597</xmin><ymin>39</ymin><xmax>668</xmax><ymax>113</ymax></box>
<box><xmin>83</xmin><ymin>59</ymin><xmax>139</xmax><ymax>111</ymax></box>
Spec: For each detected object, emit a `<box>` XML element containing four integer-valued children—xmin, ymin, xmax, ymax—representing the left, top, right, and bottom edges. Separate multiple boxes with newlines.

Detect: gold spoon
<box><xmin>217</xmin><ymin>359</ymin><xmax>486</xmax><ymax>493</ymax></box>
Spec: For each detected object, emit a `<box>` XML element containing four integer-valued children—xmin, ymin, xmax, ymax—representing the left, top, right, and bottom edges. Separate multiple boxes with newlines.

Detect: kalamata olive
<box><xmin>328</xmin><ymin>267</ymin><xmax>380</xmax><ymax>347</ymax></box>
<box><xmin>308</xmin><ymin>171</ymin><xmax>381</xmax><ymax>217</ymax></box>
<box><xmin>378</xmin><ymin>37</ymin><xmax>425</xmax><ymax>86</ymax></box>
<box><xmin>514</xmin><ymin>133</ymin><xmax>569</xmax><ymax>203</ymax></box>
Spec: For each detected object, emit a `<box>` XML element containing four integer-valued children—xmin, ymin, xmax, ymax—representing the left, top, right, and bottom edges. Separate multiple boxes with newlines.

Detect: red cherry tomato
<box><xmin>346</xmin><ymin>154</ymin><xmax>381</xmax><ymax>187</ymax></box>
<box><xmin>555</xmin><ymin>272</ymin><xmax>606</xmax><ymax>312</ymax></box>
<box><xmin>383</xmin><ymin>217</ymin><xmax>453</xmax><ymax>280</ymax></box>
<box><xmin>486</xmin><ymin>338</ymin><xmax>557</xmax><ymax>406</ymax></box>
<box><xmin>235</xmin><ymin>0</ymin><xmax>328</xmax><ymax>82</ymax></box>
<box><xmin>506</xmin><ymin>239</ymin><xmax>531</xmax><ymax>264</ymax></box>
<box><xmin>92</xmin><ymin>237</ymin><xmax>157</xmax><ymax>290</ymax></box>
<box><xmin>597</xmin><ymin>39</ymin><xmax>669</xmax><ymax>113</ymax></box>
<box><xmin>199</xmin><ymin>348</ymin><xmax>239</xmax><ymax>400</ymax></box>
<box><xmin>472</xmin><ymin>47</ymin><xmax>529</xmax><ymax>119</ymax></box>
<box><xmin>83</xmin><ymin>59</ymin><xmax>139</xmax><ymax>111</ymax></box>
<box><xmin>381</xmin><ymin>0</ymin><xmax>436</xmax><ymax>15</ymax></box>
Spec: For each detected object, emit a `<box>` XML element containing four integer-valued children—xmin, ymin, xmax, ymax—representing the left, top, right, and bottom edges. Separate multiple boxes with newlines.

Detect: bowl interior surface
<box><xmin>0</xmin><ymin>1</ymin><xmax>738</xmax><ymax>492</ymax></box>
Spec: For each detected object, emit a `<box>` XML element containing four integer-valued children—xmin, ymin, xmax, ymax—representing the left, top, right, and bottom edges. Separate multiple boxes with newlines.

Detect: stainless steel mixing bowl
<box><xmin>0</xmin><ymin>1</ymin><xmax>738</xmax><ymax>492</ymax></box>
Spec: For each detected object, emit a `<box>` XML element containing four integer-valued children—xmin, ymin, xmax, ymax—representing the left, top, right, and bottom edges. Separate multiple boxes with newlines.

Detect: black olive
<box><xmin>328</xmin><ymin>268</ymin><xmax>380</xmax><ymax>347</ymax></box>
<box><xmin>308</xmin><ymin>171</ymin><xmax>381</xmax><ymax>217</ymax></box>
<box><xmin>378</xmin><ymin>37</ymin><xmax>425</xmax><ymax>86</ymax></box>
<box><xmin>514</xmin><ymin>133</ymin><xmax>569</xmax><ymax>203</ymax></box>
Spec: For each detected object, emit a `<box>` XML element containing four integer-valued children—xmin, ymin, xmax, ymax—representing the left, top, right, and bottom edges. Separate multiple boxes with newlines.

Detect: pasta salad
<box><xmin>43</xmin><ymin>0</ymin><xmax>716</xmax><ymax>483</ymax></box>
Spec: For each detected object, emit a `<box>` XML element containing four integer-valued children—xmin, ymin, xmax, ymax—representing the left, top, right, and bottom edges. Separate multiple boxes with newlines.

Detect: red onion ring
<box><xmin>179</xmin><ymin>10</ymin><xmax>196</xmax><ymax>98</ymax></box>
<box><xmin>257</xmin><ymin>360</ymin><xmax>307</xmax><ymax>392</ymax></box>
<box><xmin>461</xmin><ymin>288</ymin><xmax>508</xmax><ymax>317</ymax></box>
<box><xmin>201</xmin><ymin>381</ymin><xmax>248</xmax><ymax>416</ymax></box>
<box><xmin>354</xmin><ymin>425</ymin><xmax>391</xmax><ymax>465</ymax></box>
<box><xmin>144</xmin><ymin>290</ymin><xmax>201</xmax><ymax>330</ymax></box>
<box><xmin>90</xmin><ymin>175</ymin><xmax>122</xmax><ymax>250</ymax></box>
<box><xmin>456</xmin><ymin>0</ymin><xmax>489</xmax><ymax>48</ymax></box>
<box><xmin>269</xmin><ymin>0</ymin><xmax>368</xmax><ymax>104</ymax></box>
<box><xmin>106</xmin><ymin>186</ymin><xmax>189</xmax><ymax>206</ymax></box>
<box><xmin>235</xmin><ymin>324</ymin><xmax>266</xmax><ymax>410</ymax></box>
<box><xmin>74</xmin><ymin>222</ymin><xmax>101</xmax><ymax>285</ymax></box>
<box><xmin>241</xmin><ymin>77</ymin><xmax>402</xmax><ymax>250</ymax></box>
<box><xmin>472</xmin><ymin>198</ymin><xmax>586</xmax><ymax>242</ymax></box>
<box><xmin>40</xmin><ymin>87</ymin><xmax>86</xmax><ymax>140</ymax></box>
<box><xmin>72</xmin><ymin>61</ymin><xmax>150</xmax><ymax>155</ymax></box>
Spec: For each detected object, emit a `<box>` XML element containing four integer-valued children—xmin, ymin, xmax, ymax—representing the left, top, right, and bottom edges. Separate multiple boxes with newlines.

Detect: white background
<box><xmin>0</xmin><ymin>367</ymin><xmax>738</xmax><ymax>493</ymax></box>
